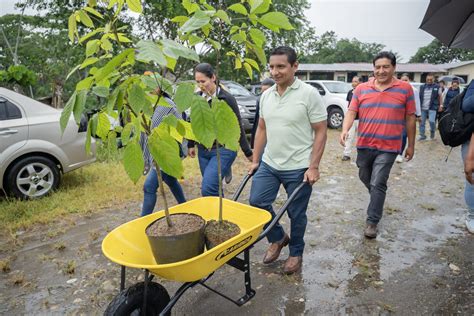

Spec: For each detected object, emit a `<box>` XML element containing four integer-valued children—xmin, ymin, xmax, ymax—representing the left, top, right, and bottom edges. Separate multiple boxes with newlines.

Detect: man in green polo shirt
<box><xmin>249</xmin><ymin>46</ymin><xmax>327</xmax><ymax>274</ymax></box>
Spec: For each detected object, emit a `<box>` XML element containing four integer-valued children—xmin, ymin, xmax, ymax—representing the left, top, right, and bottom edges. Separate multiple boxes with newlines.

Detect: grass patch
<box><xmin>0</xmin><ymin>144</ymin><xmax>204</xmax><ymax>233</ymax></box>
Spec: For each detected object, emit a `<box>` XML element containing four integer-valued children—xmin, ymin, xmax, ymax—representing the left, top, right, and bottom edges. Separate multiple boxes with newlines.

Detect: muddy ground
<box><xmin>0</xmin><ymin>129</ymin><xmax>473</xmax><ymax>315</ymax></box>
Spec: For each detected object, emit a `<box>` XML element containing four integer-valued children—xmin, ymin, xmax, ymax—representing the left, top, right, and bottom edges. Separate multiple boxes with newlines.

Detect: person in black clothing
<box><xmin>341</xmin><ymin>76</ymin><xmax>360</xmax><ymax>161</ymax></box>
<box><xmin>188</xmin><ymin>63</ymin><xmax>253</xmax><ymax>196</ymax></box>
<box><xmin>443</xmin><ymin>78</ymin><xmax>461</xmax><ymax>111</ymax></box>
<box><xmin>250</xmin><ymin>77</ymin><xmax>275</xmax><ymax>148</ymax></box>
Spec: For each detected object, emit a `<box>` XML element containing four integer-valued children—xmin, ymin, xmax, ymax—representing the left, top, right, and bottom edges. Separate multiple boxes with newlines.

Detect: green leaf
<box><xmin>244</xmin><ymin>58</ymin><xmax>260</xmax><ymax>71</ymax></box>
<box><xmin>94</xmin><ymin>48</ymin><xmax>133</xmax><ymax>83</ymax></box>
<box><xmin>231</xmin><ymin>32</ymin><xmax>246</xmax><ymax>43</ymax></box>
<box><xmin>68</xmin><ymin>13</ymin><xmax>77</xmax><ymax>42</ymax></box>
<box><xmin>66</xmin><ymin>64</ymin><xmax>80</xmax><ymax>81</ymax></box>
<box><xmin>230</xmin><ymin>26</ymin><xmax>239</xmax><ymax>34</ymax></box>
<box><xmin>201</xmin><ymin>24</ymin><xmax>211</xmax><ymax>36</ymax></box>
<box><xmin>79</xmin><ymin>28</ymin><xmax>102</xmax><ymax>44</ymax></box>
<box><xmin>228</xmin><ymin>3</ymin><xmax>248</xmax><ymax>15</ymax></box>
<box><xmin>88</xmin><ymin>0</ymin><xmax>97</xmax><ymax>7</ymax></box>
<box><xmin>60</xmin><ymin>92</ymin><xmax>76</xmax><ymax>133</ymax></box>
<box><xmin>92</xmin><ymin>86</ymin><xmax>109</xmax><ymax>98</ymax></box>
<box><xmin>235</xmin><ymin>58</ymin><xmax>242</xmax><ymax>69</ymax></box>
<box><xmin>251</xmin><ymin>0</ymin><xmax>270</xmax><ymax>14</ymax></box>
<box><xmin>107</xmin><ymin>87</ymin><xmax>120</xmax><ymax>113</ymax></box>
<box><xmin>126</xmin><ymin>0</ymin><xmax>142</xmax><ymax>13</ymax></box>
<box><xmin>86</xmin><ymin>39</ymin><xmax>100</xmax><ymax>57</ymax></box>
<box><xmin>249</xmin><ymin>28</ymin><xmax>265</xmax><ymax>47</ymax></box>
<box><xmin>84</xmin><ymin>6</ymin><xmax>103</xmax><ymax>18</ymax></box>
<box><xmin>123</xmin><ymin>141</ymin><xmax>144</xmax><ymax>183</ymax></box>
<box><xmin>162</xmin><ymin>114</ymin><xmax>178</xmax><ymax>128</ymax></box>
<box><xmin>148</xmin><ymin>130</ymin><xmax>183</xmax><ymax>179</ymax></box>
<box><xmin>80</xmin><ymin>57</ymin><xmax>99</xmax><ymax>69</ymax></box>
<box><xmin>96</xmin><ymin>112</ymin><xmax>111</xmax><ymax>140</ymax></box>
<box><xmin>213</xmin><ymin>98</ymin><xmax>240</xmax><ymax>151</ymax></box>
<box><xmin>190</xmin><ymin>96</ymin><xmax>215</xmax><ymax>148</ymax></box>
<box><xmin>253</xmin><ymin>44</ymin><xmax>267</xmax><ymax>65</ymax></box>
<box><xmin>243</xmin><ymin>62</ymin><xmax>253</xmax><ymax>80</ymax></box>
<box><xmin>101</xmin><ymin>37</ymin><xmax>113</xmax><ymax>51</ymax></box>
<box><xmin>179</xmin><ymin>10</ymin><xmax>210</xmax><ymax>33</ymax></box>
<box><xmin>182</xmin><ymin>0</ymin><xmax>199</xmax><ymax>14</ymax></box>
<box><xmin>161</xmin><ymin>39</ymin><xmax>199</xmax><ymax>62</ymax></box>
<box><xmin>208</xmin><ymin>39</ymin><xmax>221</xmax><ymax>50</ymax></box>
<box><xmin>117</xmin><ymin>34</ymin><xmax>132</xmax><ymax>43</ymax></box>
<box><xmin>174</xmin><ymin>82</ymin><xmax>195</xmax><ymax>113</ymax></box>
<box><xmin>136</xmin><ymin>40</ymin><xmax>167</xmax><ymax>66</ymax></box>
<box><xmin>76</xmin><ymin>76</ymin><xmax>94</xmax><ymax>90</ymax></box>
<box><xmin>107</xmin><ymin>131</ymin><xmax>118</xmax><ymax>156</ymax></box>
<box><xmin>85</xmin><ymin>119</ymin><xmax>92</xmax><ymax>154</ymax></box>
<box><xmin>73</xmin><ymin>90</ymin><xmax>87</xmax><ymax>124</ymax></box>
<box><xmin>128</xmin><ymin>83</ymin><xmax>148</xmax><ymax>114</ymax></box>
<box><xmin>214</xmin><ymin>10</ymin><xmax>230</xmax><ymax>24</ymax></box>
<box><xmin>171</xmin><ymin>16</ymin><xmax>189</xmax><ymax>23</ymax></box>
<box><xmin>249</xmin><ymin>0</ymin><xmax>263</xmax><ymax>13</ymax></box>
<box><xmin>179</xmin><ymin>120</ymin><xmax>196</xmax><ymax>140</ymax></box>
<box><xmin>78</xmin><ymin>10</ymin><xmax>94</xmax><ymax>28</ymax></box>
<box><xmin>187</xmin><ymin>34</ymin><xmax>202</xmax><ymax>46</ymax></box>
<box><xmin>121</xmin><ymin>123</ymin><xmax>134</xmax><ymax>146</ymax></box>
<box><xmin>258</xmin><ymin>12</ymin><xmax>294</xmax><ymax>31</ymax></box>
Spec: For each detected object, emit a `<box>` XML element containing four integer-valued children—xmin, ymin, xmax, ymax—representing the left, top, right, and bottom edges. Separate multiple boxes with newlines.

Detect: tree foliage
<box><xmin>300</xmin><ymin>31</ymin><xmax>387</xmax><ymax>64</ymax></box>
<box><xmin>409</xmin><ymin>39</ymin><xmax>474</xmax><ymax>64</ymax></box>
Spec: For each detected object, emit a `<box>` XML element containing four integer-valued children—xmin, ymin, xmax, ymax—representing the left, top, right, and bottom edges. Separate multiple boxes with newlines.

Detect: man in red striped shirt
<box><xmin>340</xmin><ymin>51</ymin><xmax>416</xmax><ymax>238</ymax></box>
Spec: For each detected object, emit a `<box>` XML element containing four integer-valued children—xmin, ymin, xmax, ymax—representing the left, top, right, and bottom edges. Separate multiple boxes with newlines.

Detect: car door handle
<box><xmin>0</xmin><ymin>129</ymin><xmax>18</xmax><ymax>135</ymax></box>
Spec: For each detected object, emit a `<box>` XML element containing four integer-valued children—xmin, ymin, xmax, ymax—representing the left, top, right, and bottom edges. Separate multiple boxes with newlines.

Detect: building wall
<box><xmin>448</xmin><ymin>63</ymin><xmax>474</xmax><ymax>83</ymax></box>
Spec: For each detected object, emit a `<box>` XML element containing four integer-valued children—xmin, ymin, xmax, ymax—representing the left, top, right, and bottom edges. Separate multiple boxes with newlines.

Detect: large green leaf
<box><xmin>136</xmin><ymin>40</ymin><xmax>167</xmax><ymax>67</ymax></box>
<box><xmin>249</xmin><ymin>28</ymin><xmax>265</xmax><ymax>47</ymax></box>
<box><xmin>94</xmin><ymin>48</ymin><xmax>133</xmax><ymax>83</ymax></box>
<box><xmin>228</xmin><ymin>3</ymin><xmax>248</xmax><ymax>15</ymax></box>
<box><xmin>190</xmin><ymin>96</ymin><xmax>215</xmax><ymax>148</ymax></box>
<box><xmin>179</xmin><ymin>10</ymin><xmax>210</xmax><ymax>33</ymax></box>
<box><xmin>121</xmin><ymin>122</ymin><xmax>134</xmax><ymax>146</ymax></box>
<box><xmin>92</xmin><ymin>86</ymin><xmax>109</xmax><ymax>98</ymax></box>
<box><xmin>73</xmin><ymin>90</ymin><xmax>87</xmax><ymax>124</ymax></box>
<box><xmin>128</xmin><ymin>83</ymin><xmax>148</xmax><ymax>114</ymax></box>
<box><xmin>213</xmin><ymin>99</ymin><xmax>240</xmax><ymax>151</ymax></box>
<box><xmin>85</xmin><ymin>119</ymin><xmax>92</xmax><ymax>154</ymax></box>
<box><xmin>258</xmin><ymin>12</ymin><xmax>294</xmax><ymax>31</ymax></box>
<box><xmin>162</xmin><ymin>114</ymin><xmax>178</xmax><ymax>128</ymax></box>
<box><xmin>60</xmin><ymin>92</ymin><xmax>76</xmax><ymax>133</ymax></box>
<box><xmin>123</xmin><ymin>141</ymin><xmax>144</xmax><ymax>183</ymax></box>
<box><xmin>80</xmin><ymin>57</ymin><xmax>99</xmax><ymax>69</ymax></box>
<box><xmin>126</xmin><ymin>0</ymin><xmax>142</xmax><ymax>13</ymax></box>
<box><xmin>78</xmin><ymin>10</ymin><xmax>94</xmax><ymax>28</ymax></box>
<box><xmin>252</xmin><ymin>0</ymin><xmax>271</xmax><ymax>14</ymax></box>
<box><xmin>214</xmin><ymin>10</ymin><xmax>230</xmax><ymax>24</ymax></box>
<box><xmin>86</xmin><ymin>39</ymin><xmax>100</xmax><ymax>57</ymax></box>
<box><xmin>76</xmin><ymin>76</ymin><xmax>94</xmax><ymax>90</ymax></box>
<box><xmin>243</xmin><ymin>62</ymin><xmax>253</xmax><ymax>80</ymax></box>
<box><xmin>244</xmin><ymin>58</ymin><xmax>260</xmax><ymax>71</ymax></box>
<box><xmin>182</xmin><ymin>0</ymin><xmax>199</xmax><ymax>14</ymax></box>
<box><xmin>148</xmin><ymin>131</ymin><xmax>183</xmax><ymax>179</ymax></box>
<box><xmin>96</xmin><ymin>112</ymin><xmax>111</xmax><ymax>140</ymax></box>
<box><xmin>174</xmin><ymin>82</ymin><xmax>195</xmax><ymax>112</ymax></box>
<box><xmin>161</xmin><ymin>39</ymin><xmax>199</xmax><ymax>62</ymax></box>
<box><xmin>68</xmin><ymin>13</ymin><xmax>77</xmax><ymax>42</ymax></box>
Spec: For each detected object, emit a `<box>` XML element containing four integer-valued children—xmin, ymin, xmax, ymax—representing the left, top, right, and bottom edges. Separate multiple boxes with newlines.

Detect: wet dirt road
<box><xmin>1</xmin><ymin>129</ymin><xmax>473</xmax><ymax>315</ymax></box>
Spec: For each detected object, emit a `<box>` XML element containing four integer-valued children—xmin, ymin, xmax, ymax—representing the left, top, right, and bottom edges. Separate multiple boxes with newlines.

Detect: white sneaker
<box><xmin>395</xmin><ymin>155</ymin><xmax>404</xmax><ymax>163</ymax></box>
<box><xmin>466</xmin><ymin>216</ymin><xmax>474</xmax><ymax>234</ymax></box>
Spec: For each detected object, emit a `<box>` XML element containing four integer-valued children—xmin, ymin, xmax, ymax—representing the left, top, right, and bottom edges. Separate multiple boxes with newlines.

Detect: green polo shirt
<box><xmin>259</xmin><ymin>78</ymin><xmax>327</xmax><ymax>170</ymax></box>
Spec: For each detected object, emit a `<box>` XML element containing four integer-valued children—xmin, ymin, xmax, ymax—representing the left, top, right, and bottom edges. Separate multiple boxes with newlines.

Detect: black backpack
<box><xmin>438</xmin><ymin>89</ymin><xmax>474</xmax><ymax>147</ymax></box>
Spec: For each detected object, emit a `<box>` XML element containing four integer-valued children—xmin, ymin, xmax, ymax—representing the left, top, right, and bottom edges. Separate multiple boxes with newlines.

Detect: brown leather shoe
<box><xmin>283</xmin><ymin>256</ymin><xmax>302</xmax><ymax>275</ymax></box>
<box><xmin>262</xmin><ymin>234</ymin><xmax>290</xmax><ymax>264</ymax></box>
<box><xmin>364</xmin><ymin>224</ymin><xmax>378</xmax><ymax>238</ymax></box>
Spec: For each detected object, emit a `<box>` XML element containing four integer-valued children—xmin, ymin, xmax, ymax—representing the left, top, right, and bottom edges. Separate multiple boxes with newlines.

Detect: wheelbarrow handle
<box><xmin>232</xmin><ymin>173</ymin><xmax>254</xmax><ymax>201</ymax></box>
<box><xmin>255</xmin><ymin>182</ymin><xmax>308</xmax><ymax>243</ymax></box>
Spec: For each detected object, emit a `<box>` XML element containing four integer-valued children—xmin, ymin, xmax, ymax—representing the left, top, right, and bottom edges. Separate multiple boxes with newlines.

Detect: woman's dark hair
<box><xmin>270</xmin><ymin>46</ymin><xmax>297</xmax><ymax>65</ymax></box>
<box><xmin>373</xmin><ymin>51</ymin><xmax>396</xmax><ymax>66</ymax></box>
<box><xmin>194</xmin><ymin>63</ymin><xmax>217</xmax><ymax>82</ymax></box>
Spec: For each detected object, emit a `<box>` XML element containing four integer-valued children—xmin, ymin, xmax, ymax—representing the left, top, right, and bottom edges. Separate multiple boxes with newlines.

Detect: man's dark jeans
<box><xmin>249</xmin><ymin>162</ymin><xmax>312</xmax><ymax>257</ymax></box>
<box><xmin>356</xmin><ymin>149</ymin><xmax>397</xmax><ymax>225</ymax></box>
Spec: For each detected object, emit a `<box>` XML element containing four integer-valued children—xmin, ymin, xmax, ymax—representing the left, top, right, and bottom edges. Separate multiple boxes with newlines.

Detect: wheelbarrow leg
<box><xmin>120</xmin><ymin>265</ymin><xmax>126</xmax><ymax>291</ymax></box>
<box><xmin>143</xmin><ymin>269</ymin><xmax>149</xmax><ymax>315</ymax></box>
<box><xmin>240</xmin><ymin>249</ymin><xmax>256</xmax><ymax>304</ymax></box>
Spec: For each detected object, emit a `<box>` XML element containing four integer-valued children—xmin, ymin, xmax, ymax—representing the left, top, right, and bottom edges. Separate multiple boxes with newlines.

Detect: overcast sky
<box><xmin>306</xmin><ymin>0</ymin><xmax>435</xmax><ymax>62</ymax></box>
<box><xmin>1</xmin><ymin>0</ymin><xmax>435</xmax><ymax>62</ymax></box>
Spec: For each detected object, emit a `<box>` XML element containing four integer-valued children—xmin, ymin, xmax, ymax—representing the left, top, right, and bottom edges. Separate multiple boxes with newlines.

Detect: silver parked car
<box><xmin>0</xmin><ymin>88</ymin><xmax>96</xmax><ymax>199</ymax></box>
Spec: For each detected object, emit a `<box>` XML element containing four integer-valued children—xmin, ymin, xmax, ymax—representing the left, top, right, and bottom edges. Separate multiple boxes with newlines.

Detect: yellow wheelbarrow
<box><xmin>102</xmin><ymin>174</ymin><xmax>307</xmax><ymax>315</ymax></box>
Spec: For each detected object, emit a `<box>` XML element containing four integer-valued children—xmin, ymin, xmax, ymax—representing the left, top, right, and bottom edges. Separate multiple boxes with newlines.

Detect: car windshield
<box><xmin>223</xmin><ymin>82</ymin><xmax>252</xmax><ymax>97</ymax></box>
<box><xmin>322</xmin><ymin>82</ymin><xmax>352</xmax><ymax>94</ymax></box>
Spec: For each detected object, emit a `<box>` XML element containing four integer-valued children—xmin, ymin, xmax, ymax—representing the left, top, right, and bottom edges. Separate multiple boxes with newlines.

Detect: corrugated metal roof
<box><xmin>438</xmin><ymin>60</ymin><xmax>474</xmax><ymax>69</ymax></box>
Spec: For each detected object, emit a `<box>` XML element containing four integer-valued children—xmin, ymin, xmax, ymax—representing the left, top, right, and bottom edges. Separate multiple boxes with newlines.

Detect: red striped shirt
<box><xmin>349</xmin><ymin>78</ymin><xmax>416</xmax><ymax>152</ymax></box>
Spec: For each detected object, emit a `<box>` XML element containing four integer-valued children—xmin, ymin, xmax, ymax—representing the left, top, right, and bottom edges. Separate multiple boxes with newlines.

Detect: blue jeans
<box><xmin>356</xmin><ymin>149</ymin><xmax>397</xmax><ymax>225</ymax></box>
<box><xmin>141</xmin><ymin>168</ymin><xmax>186</xmax><ymax>216</ymax></box>
<box><xmin>461</xmin><ymin>141</ymin><xmax>474</xmax><ymax>220</ymax></box>
<box><xmin>419</xmin><ymin>109</ymin><xmax>437</xmax><ymax>138</ymax></box>
<box><xmin>197</xmin><ymin>145</ymin><xmax>237</xmax><ymax>196</ymax></box>
<box><xmin>249</xmin><ymin>162</ymin><xmax>312</xmax><ymax>257</ymax></box>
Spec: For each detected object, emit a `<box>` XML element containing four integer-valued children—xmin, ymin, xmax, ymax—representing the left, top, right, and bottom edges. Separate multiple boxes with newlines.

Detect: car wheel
<box><xmin>328</xmin><ymin>107</ymin><xmax>344</xmax><ymax>129</ymax></box>
<box><xmin>5</xmin><ymin>156</ymin><xmax>60</xmax><ymax>199</ymax></box>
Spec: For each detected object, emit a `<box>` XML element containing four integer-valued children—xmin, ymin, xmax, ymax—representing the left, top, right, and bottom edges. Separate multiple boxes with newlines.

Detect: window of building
<box><xmin>309</xmin><ymin>72</ymin><xmax>333</xmax><ymax>80</ymax></box>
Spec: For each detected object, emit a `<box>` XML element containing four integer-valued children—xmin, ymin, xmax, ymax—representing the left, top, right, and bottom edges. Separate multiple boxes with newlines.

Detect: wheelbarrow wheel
<box><xmin>104</xmin><ymin>282</ymin><xmax>171</xmax><ymax>316</ymax></box>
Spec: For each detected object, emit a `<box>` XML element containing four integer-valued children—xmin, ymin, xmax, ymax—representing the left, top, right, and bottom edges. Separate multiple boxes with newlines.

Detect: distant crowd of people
<box><xmin>139</xmin><ymin>46</ymin><xmax>474</xmax><ymax>275</ymax></box>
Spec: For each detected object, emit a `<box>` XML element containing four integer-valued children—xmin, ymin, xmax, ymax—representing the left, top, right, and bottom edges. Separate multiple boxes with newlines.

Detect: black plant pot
<box><xmin>145</xmin><ymin>213</ymin><xmax>206</xmax><ymax>264</ymax></box>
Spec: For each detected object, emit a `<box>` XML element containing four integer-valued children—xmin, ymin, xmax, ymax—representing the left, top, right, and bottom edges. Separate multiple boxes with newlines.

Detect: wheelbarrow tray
<box><xmin>102</xmin><ymin>197</ymin><xmax>271</xmax><ymax>282</ymax></box>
